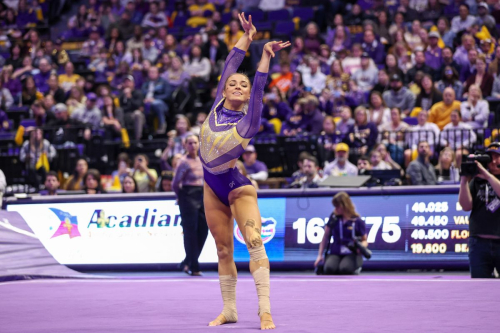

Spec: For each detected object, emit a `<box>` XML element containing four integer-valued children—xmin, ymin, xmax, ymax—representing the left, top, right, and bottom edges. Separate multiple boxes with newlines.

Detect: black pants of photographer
<box><xmin>178</xmin><ymin>186</ymin><xmax>208</xmax><ymax>273</ymax></box>
<box><xmin>469</xmin><ymin>236</ymin><xmax>500</xmax><ymax>278</ymax></box>
<box><xmin>324</xmin><ymin>254</ymin><xmax>363</xmax><ymax>275</ymax></box>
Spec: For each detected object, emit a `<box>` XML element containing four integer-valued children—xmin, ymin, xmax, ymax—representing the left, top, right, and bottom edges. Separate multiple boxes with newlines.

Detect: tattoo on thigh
<box><xmin>254</xmin><ymin>228</ymin><xmax>261</xmax><ymax>235</ymax></box>
<box><xmin>245</xmin><ymin>219</ymin><xmax>256</xmax><ymax>228</ymax></box>
<box><xmin>251</xmin><ymin>237</ymin><xmax>263</xmax><ymax>247</ymax></box>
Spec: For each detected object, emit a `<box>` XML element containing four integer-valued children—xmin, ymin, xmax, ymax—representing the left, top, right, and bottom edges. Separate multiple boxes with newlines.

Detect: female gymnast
<box><xmin>199</xmin><ymin>13</ymin><xmax>290</xmax><ymax>330</ymax></box>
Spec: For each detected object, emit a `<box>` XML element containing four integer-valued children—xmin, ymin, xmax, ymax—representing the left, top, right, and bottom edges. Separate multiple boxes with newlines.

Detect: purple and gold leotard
<box><xmin>200</xmin><ymin>47</ymin><xmax>268</xmax><ymax>206</ymax></box>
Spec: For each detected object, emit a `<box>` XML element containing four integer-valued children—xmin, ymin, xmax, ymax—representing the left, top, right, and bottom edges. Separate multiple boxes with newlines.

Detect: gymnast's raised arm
<box><xmin>215</xmin><ymin>13</ymin><xmax>256</xmax><ymax>105</ymax></box>
<box><xmin>236</xmin><ymin>41</ymin><xmax>291</xmax><ymax>139</ymax></box>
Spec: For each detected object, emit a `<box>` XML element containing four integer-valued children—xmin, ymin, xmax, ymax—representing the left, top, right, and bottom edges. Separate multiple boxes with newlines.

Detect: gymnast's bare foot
<box><xmin>260</xmin><ymin>313</ymin><xmax>275</xmax><ymax>330</ymax></box>
<box><xmin>208</xmin><ymin>314</ymin><xmax>234</xmax><ymax>326</ymax></box>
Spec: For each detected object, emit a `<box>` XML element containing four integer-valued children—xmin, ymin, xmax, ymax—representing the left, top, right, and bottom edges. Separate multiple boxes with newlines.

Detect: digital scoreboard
<box><xmin>6</xmin><ymin>187</ymin><xmax>470</xmax><ymax>268</ymax></box>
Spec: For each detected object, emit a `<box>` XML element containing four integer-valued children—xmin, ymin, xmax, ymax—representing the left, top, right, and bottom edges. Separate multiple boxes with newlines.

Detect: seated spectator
<box><xmin>405</xmin><ymin>50</ymin><xmax>435</xmax><ymax>84</ymax></box>
<box><xmin>31</xmin><ymin>99</ymin><xmax>55</xmax><ymax>127</ymax></box>
<box><xmin>373</xmin><ymin>69</ymin><xmax>390</xmax><ymax>94</ymax></box>
<box><xmin>453</xmin><ymin>33</ymin><xmax>475</xmax><ymax>68</ymax></box>
<box><xmin>81</xmin><ymin>27</ymin><xmax>105</xmax><ymax>58</ymax></box>
<box><xmin>379</xmin><ymin>107</ymin><xmax>409</xmax><ymax>134</ymax></box>
<box><xmin>1</xmin><ymin>65</ymin><xmax>22</xmax><ymax>98</ymax></box>
<box><xmin>162</xmin><ymin>56</ymin><xmax>190</xmax><ymax>89</ymax></box>
<box><xmin>425</xmin><ymin>31</ymin><xmax>443</xmax><ymax>72</ymax></box>
<box><xmin>126</xmin><ymin>26</ymin><xmax>145</xmax><ymax>52</ymax></box>
<box><xmin>33</xmin><ymin>58</ymin><xmax>52</xmax><ymax>94</ymax></box>
<box><xmin>290</xmin><ymin>156</ymin><xmax>322</xmax><ymax>189</ymax></box>
<box><xmin>16</xmin><ymin>0</ymin><xmax>38</xmax><ymax>28</ymax></box>
<box><xmin>375</xmin><ymin>143</ymin><xmax>402</xmax><ymax>170</ymax></box>
<box><xmin>184</xmin><ymin>45</ymin><xmax>211</xmax><ymax>82</ymax></box>
<box><xmin>407</xmin><ymin>141</ymin><xmax>437</xmax><ymax>185</ymax></box>
<box><xmin>20</xmin><ymin>76</ymin><xmax>42</xmax><ymax>107</ymax></box>
<box><xmin>187</xmin><ymin>0</ymin><xmax>215</xmax><ymax>28</ymax></box>
<box><xmin>83</xmin><ymin>169</ymin><xmax>104</xmax><ymax>194</ymax></box>
<box><xmin>362</xmin><ymin>30</ymin><xmax>385</xmax><ymax>65</ymax></box>
<box><xmin>119</xmin><ymin>75</ymin><xmax>145</xmax><ymax>141</ymax></box>
<box><xmin>158</xmin><ymin>171</ymin><xmax>174</xmax><ymax>192</ymax></box>
<box><xmin>303</xmin><ymin>22</ymin><xmax>325</xmax><ymax>56</ymax></box>
<box><xmin>302</xmin><ymin>95</ymin><xmax>324</xmax><ymax>135</ymax></box>
<box><xmin>262</xmin><ymin>87</ymin><xmax>292</xmax><ymax>122</ymax></box>
<box><xmin>141</xmin><ymin>34</ymin><xmax>159</xmax><ymax>64</ymax></box>
<box><xmin>45</xmin><ymin>74</ymin><xmax>66</xmax><ymax>104</ymax></box>
<box><xmin>346</xmin><ymin>106</ymin><xmax>378</xmax><ymax>156</ymax></box>
<box><xmin>383</xmin><ymin>74</ymin><xmax>416</xmax><ymax>116</ymax></box>
<box><xmin>89</xmin><ymin>48</ymin><xmax>109</xmax><ymax>73</ymax></box>
<box><xmin>323</xmin><ymin>143</ymin><xmax>358</xmax><ymax>177</ymax></box>
<box><xmin>242</xmin><ymin>145</ymin><xmax>268</xmax><ymax>181</ymax></box>
<box><xmin>71</xmin><ymin>93</ymin><xmax>102</xmax><ymax>130</ymax></box>
<box><xmin>336</xmin><ymin>106</ymin><xmax>355</xmax><ymax>137</ymax></box>
<box><xmin>111</xmin><ymin>61</ymin><xmax>132</xmax><ymax>90</ymax></box>
<box><xmin>235</xmin><ymin>160</ymin><xmax>259</xmax><ymax>189</ymax></box>
<box><xmin>0</xmin><ymin>78</ymin><xmax>14</xmax><ymax>110</ymax></box>
<box><xmin>428</xmin><ymin>87</ymin><xmax>461</xmax><ymax>130</ymax></box>
<box><xmin>112</xmin><ymin>41</ymin><xmax>131</xmax><ymax>67</ymax></box>
<box><xmin>162</xmin><ymin>115</ymin><xmax>193</xmax><ymax>161</ymax></box>
<box><xmin>101</xmin><ymin>95</ymin><xmax>124</xmax><ymax>140</ymax></box>
<box><xmin>318</xmin><ymin>116</ymin><xmax>343</xmax><ymax>163</ymax></box>
<box><xmin>141</xmin><ymin>1</ymin><xmax>169</xmax><ymax>29</ymax></box>
<box><xmin>440</xmin><ymin>47</ymin><xmax>461</xmax><ymax>76</ymax></box>
<box><xmin>6</xmin><ymin>44</ymin><xmax>23</xmax><ymax>70</ymax></box>
<box><xmin>203</xmin><ymin>30</ymin><xmax>228</xmax><ymax>70</ymax></box>
<box><xmin>351</xmin><ymin>52</ymin><xmax>378</xmax><ymax>92</ymax></box>
<box><xmin>224</xmin><ymin>19</ymin><xmax>244</xmax><ymax>52</ymax></box>
<box><xmin>42</xmin><ymin>171</ymin><xmax>60</xmax><ymax>196</ymax></box>
<box><xmin>190</xmin><ymin>112</ymin><xmax>206</xmax><ymax>136</ymax></box>
<box><xmin>368</xmin><ymin>91</ymin><xmax>391</xmax><ymax>128</ymax></box>
<box><xmin>463</xmin><ymin>54</ymin><xmax>494</xmax><ymax>98</ymax></box>
<box><xmin>58</xmin><ymin>62</ymin><xmax>81</xmax><ymax>93</ymax></box>
<box><xmin>46</xmin><ymin>103</ymin><xmax>90</xmax><ymax>145</ymax></box>
<box><xmin>357</xmin><ymin>155</ymin><xmax>372</xmax><ymax>174</ymax></box>
<box><xmin>415</xmin><ymin>74</ymin><xmax>443</xmax><ymax>113</ymax></box>
<box><xmin>327</xmin><ymin>24</ymin><xmax>351</xmax><ymax>53</ymax></box>
<box><xmin>488</xmin><ymin>45</ymin><xmax>500</xmax><ymax>77</ymax></box>
<box><xmin>287</xmin><ymin>71</ymin><xmax>305</xmax><ymax>109</ymax></box>
<box><xmin>440</xmin><ymin>110</ymin><xmax>477</xmax><ymax>164</ymax></box>
<box><xmin>370</xmin><ymin>149</ymin><xmax>391</xmax><ymax>170</ymax></box>
<box><xmin>404</xmin><ymin>20</ymin><xmax>423</xmax><ymax>52</ymax></box>
<box><xmin>385</xmin><ymin>53</ymin><xmax>405</xmax><ymax>79</ymax></box>
<box><xmin>122</xmin><ymin>174</ymin><xmax>138</xmax><ymax>193</ymax></box>
<box><xmin>20</xmin><ymin>128</ymin><xmax>56</xmax><ymax>185</ymax></box>
<box><xmin>113</xmin><ymin>152</ymin><xmax>133</xmax><ymax>184</ymax></box>
<box><xmin>302</xmin><ymin>58</ymin><xmax>326</xmax><ymax>95</ymax></box>
<box><xmin>460</xmin><ymin>48</ymin><xmax>478</xmax><ymax>82</ymax></box>
<box><xmin>461</xmin><ymin>84</ymin><xmax>489</xmax><ymax>129</ymax></box>
<box><xmin>451</xmin><ymin>3</ymin><xmax>476</xmax><ymax>34</ymax></box>
<box><xmin>281</xmin><ymin>98</ymin><xmax>306</xmax><ymax>137</ymax></box>
<box><xmin>132</xmin><ymin>154</ymin><xmax>158</xmax><ymax>193</ymax></box>
<box><xmin>141</xmin><ymin>66</ymin><xmax>172</xmax><ymax>134</ymax></box>
<box><xmin>435</xmin><ymin>147</ymin><xmax>459</xmax><ymax>183</ymax></box>
<box><xmin>64</xmin><ymin>158</ymin><xmax>89</xmax><ymax>191</ymax></box>
<box><xmin>436</xmin><ymin>66</ymin><xmax>463</xmax><ymax>99</ymax></box>
<box><xmin>66</xmin><ymin>86</ymin><xmax>86</xmax><ymax>115</ymax></box>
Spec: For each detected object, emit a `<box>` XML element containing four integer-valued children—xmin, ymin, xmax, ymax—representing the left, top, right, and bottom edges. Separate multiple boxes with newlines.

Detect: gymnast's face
<box><xmin>223</xmin><ymin>74</ymin><xmax>251</xmax><ymax>106</ymax></box>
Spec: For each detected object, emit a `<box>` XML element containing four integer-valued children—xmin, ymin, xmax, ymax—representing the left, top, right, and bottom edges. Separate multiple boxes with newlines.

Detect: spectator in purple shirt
<box><xmin>346</xmin><ymin>106</ymin><xmax>379</xmax><ymax>156</ymax></box>
<box><xmin>16</xmin><ymin>0</ymin><xmax>38</xmax><ymax>28</ymax></box>
<box><xmin>362</xmin><ymin>30</ymin><xmax>385</xmax><ymax>65</ymax></box>
<box><xmin>242</xmin><ymin>145</ymin><xmax>268</xmax><ymax>181</ymax></box>
<box><xmin>425</xmin><ymin>31</ymin><xmax>443</xmax><ymax>72</ymax></box>
<box><xmin>33</xmin><ymin>58</ymin><xmax>52</xmax><ymax>94</ymax></box>
<box><xmin>0</xmin><ymin>110</ymin><xmax>10</xmax><ymax>132</ymax></box>
<box><xmin>262</xmin><ymin>87</ymin><xmax>292</xmax><ymax>122</ymax></box>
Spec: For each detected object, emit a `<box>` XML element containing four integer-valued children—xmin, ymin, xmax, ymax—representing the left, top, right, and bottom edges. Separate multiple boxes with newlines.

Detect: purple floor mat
<box><xmin>1</xmin><ymin>275</ymin><xmax>498</xmax><ymax>332</ymax></box>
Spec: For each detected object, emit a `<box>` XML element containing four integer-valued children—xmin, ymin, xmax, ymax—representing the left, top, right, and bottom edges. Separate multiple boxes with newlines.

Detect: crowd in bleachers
<box><xmin>2</xmin><ymin>0</ymin><xmax>500</xmax><ymax>195</ymax></box>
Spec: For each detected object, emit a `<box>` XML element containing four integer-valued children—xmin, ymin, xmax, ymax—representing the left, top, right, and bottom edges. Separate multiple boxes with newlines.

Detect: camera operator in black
<box><xmin>315</xmin><ymin>192</ymin><xmax>368</xmax><ymax>275</ymax></box>
<box><xmin>459</xmin><ymin>143</ymin><xmax>500</xmax><ymax>278</ymax></box>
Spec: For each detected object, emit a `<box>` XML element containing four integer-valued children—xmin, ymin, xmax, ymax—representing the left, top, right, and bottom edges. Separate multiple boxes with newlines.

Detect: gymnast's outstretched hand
<box><xmin>263</xmin><ymin>41</ymin><xmax>292</xmax><ymax>58</ymax></box>
<box><xmin>238</xmin><ymin>12</ymin><xmax>257</xmax><ymax>41</ymax></box>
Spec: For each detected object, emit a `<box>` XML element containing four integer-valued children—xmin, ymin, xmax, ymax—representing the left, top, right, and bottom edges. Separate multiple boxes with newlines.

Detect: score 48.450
<box><xmin>292</xmin><ymin>217</ymin><xmax>401</xmax><ymax>245</ymax></box>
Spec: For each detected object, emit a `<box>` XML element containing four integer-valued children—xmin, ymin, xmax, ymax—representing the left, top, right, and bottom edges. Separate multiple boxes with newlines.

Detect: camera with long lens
<box><xmin>347</xmin><ymin>237</ymin><xmax>372</xmax><ymax>259</ymax></box>
<box><xmin>460</xmin><ymin>152</ymin><xmax>491</xmax><ymax>177</ymax></box>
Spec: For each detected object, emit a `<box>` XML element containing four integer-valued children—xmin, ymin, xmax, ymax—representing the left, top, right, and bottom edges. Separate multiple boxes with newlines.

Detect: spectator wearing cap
<box><xmin>351</xmin><ymin>52</ymin><xmax>378</xmax><ymax>93</ymax></box>
<box><xmin>302</xmin><ymin>58</ymin><xmax>326</xmax><ymax>95</ymax></box>
<box><xmin>81</xmin><ymin>27</ymin><xmax>105</xmax><ymax>59</ymax></box>
<box><xmin>425</xmin><ymin>31</ymin><xmax>443</xmax><ymax>72</ymax></box>
<box><xmin>323</xmin><ymin>143</ymin><xmax>358</xmax><ymax>177</ymax></box>
<box><xmin>475</xmin><ymin>2</ymin><xmax>496</xmax><ymax>34</ymax></box>
<box><xmin>141</xmin><ymin>34</ymin><xmax>159</xmax><ymax>64</ymax></box>
<box><xmin>460</xmin><ymin>48</ymin><xmax>478</xmax><ymax>82</ymax></box>
<box><xmin>451</xmin><ymin>4</ymin><xmax>476</xmax><ymax>34</ymax></box>
<box><xmin>58</xmin><ymin>62</ymin><xmax>81</xmax><ymax>93</ymax></box>
<box><xmin>463</xmin><ymin>53</ymin><xmax>494</xmax><ymax>98</ymax></box>
<box><xmin>361</xmin><ymin>30</ymin><xmax>385</xmax><ymax>65</ymax></box>
<box><xmin>119</xmin><ymin>75</ymin><xmax>145</xmax><ymax>141</ymax></box>
<box><xmin>405</xmin><ymin>50</ymin><xmax>435</xmax><ymax>84</ymax></box>
<box><xmin>141</xmin><ymin>1</ymin><xmax>169</xmax><ymax>29</ymax></box>
<box><xmin>71</xmin><ymin>93</ymin><xmax>102</xmax><ymax>130</ymax></box>
<box><xmin>383</xmin><ymin>74</ymin><xmax>416</xmax><ymax>116</ymax></box>
<box><xmin>141</xmin><ymin>66</ymin><xmax>172</xmax><ymax>134</ymax></box>
<box><xmin>242</xmin><ymin>145</ymin><xmax>269</xmax><ymax>181</ymax></box>
<box><xmin>428</xmin><ymin>87</ymin><xmax>461</xmax><ymax>130</ymax></box>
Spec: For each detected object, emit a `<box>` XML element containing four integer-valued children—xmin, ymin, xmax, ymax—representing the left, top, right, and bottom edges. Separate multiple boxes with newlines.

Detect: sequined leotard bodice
<box><xmin>200</xmin><ymin>47</ymin><xmax>268</xmax><ymax>175</ymax></box>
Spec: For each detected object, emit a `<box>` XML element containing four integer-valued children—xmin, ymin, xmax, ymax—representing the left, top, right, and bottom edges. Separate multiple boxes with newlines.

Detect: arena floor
<box><xmin>1</xmin><ymin>272</ymin><xmax>498</xmax><ymax>333</ymax></box>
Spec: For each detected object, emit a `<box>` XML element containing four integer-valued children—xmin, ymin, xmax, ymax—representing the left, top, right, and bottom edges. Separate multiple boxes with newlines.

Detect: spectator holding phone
<box><xmin>132</xmin><ymin>154</ymin><xmax>158</xmax><ymax>192</ymax></box>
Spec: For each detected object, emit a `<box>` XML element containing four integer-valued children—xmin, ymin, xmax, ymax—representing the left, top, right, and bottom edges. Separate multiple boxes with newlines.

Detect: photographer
<box><xmin>459</xmin><ymin>143</ymin><xmax>500</xmax><ymax>278</ymax></box>
<box><xmin>314</xmin><ymin>192</ymin><xmax>368</xmax><ymax>275</ymax></box>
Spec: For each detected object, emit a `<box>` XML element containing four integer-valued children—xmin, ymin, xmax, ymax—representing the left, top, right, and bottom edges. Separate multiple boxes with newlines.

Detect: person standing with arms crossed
<box><xmin>199</xmin><ymin>13</ymin><xmax>290</xmax><ymax>330</ymax></box>
<box><xmin>172</xmin><ymin>134</ymin><xmax>208</xmax><ymax>276</ymax></box>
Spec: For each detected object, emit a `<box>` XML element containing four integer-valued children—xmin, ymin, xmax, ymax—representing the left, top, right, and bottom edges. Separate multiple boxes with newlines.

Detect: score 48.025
<box><xmin>292</xmin><ymin>217</ymin><xmax>402</xmax><ymax>245</ymax></box>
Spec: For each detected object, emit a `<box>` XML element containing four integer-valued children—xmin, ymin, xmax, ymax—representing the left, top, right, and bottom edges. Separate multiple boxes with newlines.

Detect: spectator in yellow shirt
<box><xmin>187</xmin><ymin>0</ymin><xmax>215</xmax><ymax>28</ymax></box>
<box><xmin>224</xmin><ymin>20</ymin><xmax>244</xmax><ymax>52</ymax></box>
<box><xmin>58</xmin><ymin>62</ymin><xmax>81</xmax><ymax>92</ymax></box>
<box><xmin>428</xmin><ymin>87</ymin><xmax>461</xmax><ymax>130</ymax></box>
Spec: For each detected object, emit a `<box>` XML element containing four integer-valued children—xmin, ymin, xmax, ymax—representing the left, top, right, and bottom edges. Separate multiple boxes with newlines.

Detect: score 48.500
<box><xmin>292</xmin><ymin>217</ymin><xmax>401</xmax><ymax>244</ymax></box>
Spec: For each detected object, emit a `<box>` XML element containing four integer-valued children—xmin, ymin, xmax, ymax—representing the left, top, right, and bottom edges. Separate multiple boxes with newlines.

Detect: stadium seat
<box><xmin>221</xmin><ymin>12</ymin><xmax>232</xmax><ymax>25</ymax></box>
<box><xmin>173</xmin><ymin>15</ymin><xmax>188</xmax><ymax>27</ymax></box>
<box><xmin>267</xmin><ymin>9</ymin><xmax>290</xmax><ymax>21</ymax></box>
<box><xmin>292</xmin><ymin>7</ymin><xmax>314</xmax><ymax>22</ymax></box>
<box><xmin>246</xmin><ymin>9</ymin><xmax>265</xmax><ymax>22</ymax></box>
<box><xmin>274</xmin><ymin>21</ymin><xmax>295</xmax><ymax>38</ymax></box>
<box><xmin>254</xmin><ymin>22</ymin><xmax>273</xmax><ymax>32</ymax></box>
<box><xmin>19</xmin><ymin>119</ymin><xmax>37</xmax><ymax>128</ymax></box>
<box><xmin>403</xmin><ymin>117</ymin><xmax>418</xmax><ymax>126</ymax></box>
